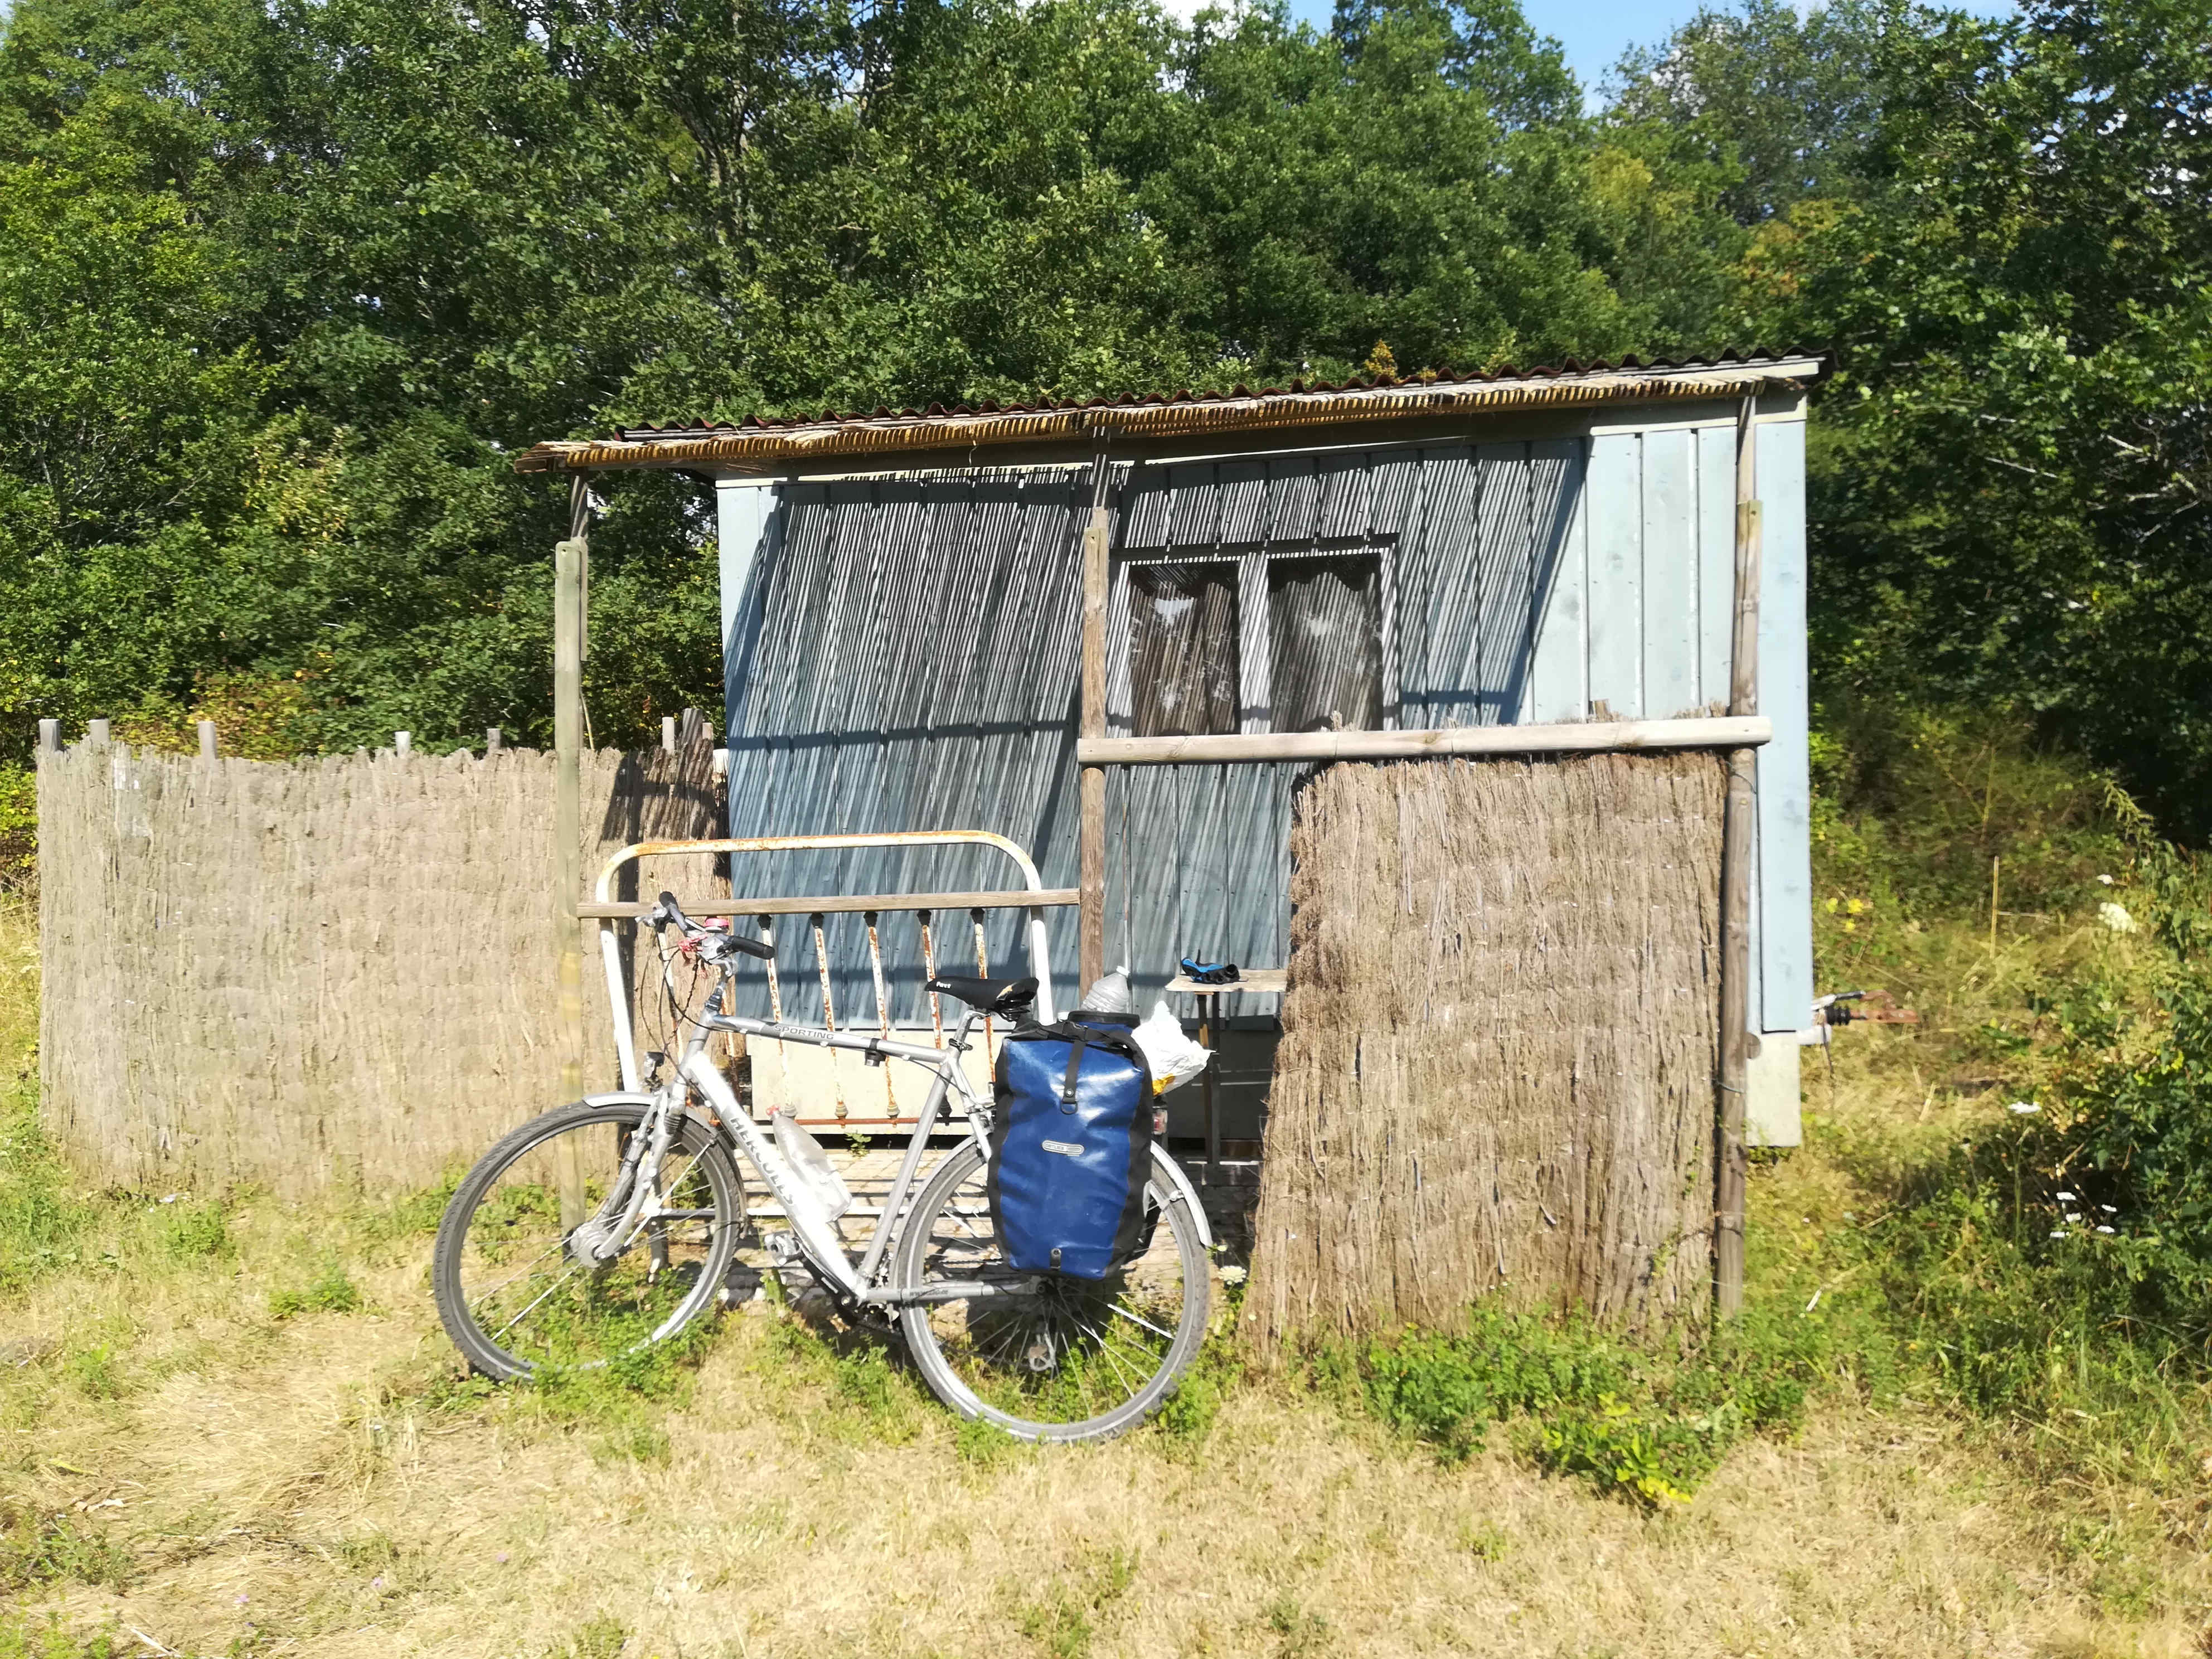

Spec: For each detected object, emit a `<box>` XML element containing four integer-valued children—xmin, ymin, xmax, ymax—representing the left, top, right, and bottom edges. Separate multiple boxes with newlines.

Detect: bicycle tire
<box><xmin>892</xmin><ymin>1140</ymin><xmax>1210</xmax><ymax>1443</ymax></box>
<box><xmin>433</xmin><ymin>1099</ymin><xmax>741</xmax><ymax>1379</ymax></box>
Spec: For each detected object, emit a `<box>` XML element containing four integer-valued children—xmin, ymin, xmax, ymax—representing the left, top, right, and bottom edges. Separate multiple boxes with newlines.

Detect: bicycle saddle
<box><xmin>926</xmin><ymin>974</ymin><xmax>1038</xmax><ymax>1013</ymax></box>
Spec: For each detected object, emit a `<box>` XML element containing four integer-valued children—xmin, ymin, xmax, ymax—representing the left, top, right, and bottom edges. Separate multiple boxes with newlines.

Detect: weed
<box><xmin>1321</xmin><ymin>1298</ymin><xmax>1839</xmax><ymax>1505</ymax></box>
<box><xmin>0</xmin><ymin>1089</ymin><xmax>92</xmax><ymax>1294</ymax></box>
<box><xmin>1013</xmin><ymin>1546</ymin><xmax>1137</xmax><ymax>1659</ymax></box>
<box><xmin>268</xmin><ymin>1258</ymin><xmax>362</xmax><ymax>1320</ymax></box>
<box><xmin>157</xmin><ymin>1197</ymin><xmax>231</xmax><ymax>1261</ymax></box>
<box><xmin>0</xmin><ymin>1612</ymin><xmax>123</xmax><ymax>1659</ymax></box>
<box><xmin>1459</xmin><ymin>1521</ymin><xmax>1511</xmax><ymax>1560</ymax></box>
<box><xmin>1264</xmin><ymin>1595</ymin><xmax>1333</xmax><ymax>1658</ymax></box>
<box><xmin>362</xmin><ymin>1171</ymin><xmax>462</xmax><ymax>1242</ymax></box>
<box><xmin>954</xmin><ymin>1414</ymin><xmax>1020</xmax><ymax>1468</ymax></box>
<box><xmin>1155</xmin><ymin>1330</ymin><xmax>1237</xmax><ymax>1448</ymax></box>
<box><xmin>0</xmin><ymin>1503</ymin><xmax>133</xmax><ymax>1593</ymax></box>
<box><xmin>64</xmin><ymin>1344</ymin><xmax>124</xmax><ymax>1401</ymax></box>
<box><xmin>545</xmin><ymin>1614</ymin><xmax>629</xmax><ymax>1659</ymax></box>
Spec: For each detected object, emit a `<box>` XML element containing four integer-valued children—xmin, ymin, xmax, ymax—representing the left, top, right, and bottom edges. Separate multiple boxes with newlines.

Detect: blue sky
<box><xmin>1273</xmin><ymin>0</ymin><xmax>2020</xmax><ymax>104</ymax></box>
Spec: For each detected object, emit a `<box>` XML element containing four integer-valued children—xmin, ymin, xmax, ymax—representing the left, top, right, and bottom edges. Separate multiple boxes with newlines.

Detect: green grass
<box><xmin>268</xmin><ymin>1259</ymin><xmax>361</xmax><ymax>1320</ymax></box>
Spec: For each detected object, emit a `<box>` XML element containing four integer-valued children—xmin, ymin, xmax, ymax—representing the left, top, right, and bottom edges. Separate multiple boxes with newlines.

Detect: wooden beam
<box><xmin>1077</xmin><ymin>715</ymin><xmax>1770</xmax><ymax>767</ymax></box>
<box><xmin>578</xmin><ymin>887</ymin><xmax>1080</xmax><ymax>920</ymax></box>
<box><xmin>1077</xmin><ymin>436</ymin><xmax>1112</xmax><ymax>992</ymax></box>
<box><xmin>1715</xmin><ymin>395</ymin><xmax>1764</xmax><ymax>1321</ymax></box>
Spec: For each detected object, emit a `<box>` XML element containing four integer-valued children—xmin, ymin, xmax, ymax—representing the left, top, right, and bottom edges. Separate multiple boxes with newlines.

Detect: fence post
<box><xmin>1076</xmin><ymin>434</ymin><xmax>1115</xmax><ymax>994</ymax></box>
<box><xmin>553</xmin><ymin>479</ymin><xmax>591</xmax><ymax>1228</ymax></box>
<box><xmin>394</xmin><ymin>731</ymin><xmax>411</xmax><ymax>756</ymax></box>
<box><xmin>37</xmin><ymin>719</ymin><xmax>59</xmax><ymax>753</ymax></box>
<box><xmin>1716</xmin><ymin>395</ymin><xmax>1763</xmax><ymax>1320</ymax></box>
<box><xmin>678</xmin><ymin>706</ymin><xmax>705</xmax><ymax>747</ymax></box>
<box><xmin>88</xmin><ymin>718</ymin><xmax>110</xmax><ymax>749</ymax></box>
<box><xmin>197</xmin><ymin>721</ymin><xmax>217</xmax><ymax>760</ymax></box>
<box><xmin>486</xmin><ymin>727</ymin><xmax>502</xmax><ymax>753</ymax></box>
<box><xmin>661</xmin><ymin>715</ymin><xmax>677</xmax><ymax>754</ymax></box>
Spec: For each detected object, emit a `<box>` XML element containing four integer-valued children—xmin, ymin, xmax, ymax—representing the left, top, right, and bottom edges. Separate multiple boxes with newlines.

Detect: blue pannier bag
<box><xmin>988</xmin><ymin>1012</ymin><xmax>1153</xmax><ymax>1278</ymax></box>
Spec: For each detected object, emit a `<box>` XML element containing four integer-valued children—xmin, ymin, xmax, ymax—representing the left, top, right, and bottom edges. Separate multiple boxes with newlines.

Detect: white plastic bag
<box><xmin>1131</xmin><ymin>1000</ymin><xmax>1211</xmax><ymax>1094</ymax></box>
<box><xmin>1079</xmin><ymin>968</ymin><xmax>1134</xmax><ymax>1014</ymax></box>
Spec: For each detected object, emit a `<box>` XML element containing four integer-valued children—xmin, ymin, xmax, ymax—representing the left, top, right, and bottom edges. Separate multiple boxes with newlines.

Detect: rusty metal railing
<box><xmin>585</xmin><ymin>832</ymin><xmax>1073</xmax><ymax>1118</ymax></box>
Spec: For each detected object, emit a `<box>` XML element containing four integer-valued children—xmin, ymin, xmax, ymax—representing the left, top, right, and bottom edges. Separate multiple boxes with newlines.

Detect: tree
<box><xmin>1730</xmin><ymin>0</ymin><xmax>2212</xmax><ymax>833</ymax></box>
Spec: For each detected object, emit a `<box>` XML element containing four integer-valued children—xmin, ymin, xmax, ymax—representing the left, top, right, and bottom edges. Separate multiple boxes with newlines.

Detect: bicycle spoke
<box><xmin>440</xmin><ymin>1105</ymin><xmax>735</xmax><ymax>1377</ymax></box>
<box><xmin>464</xmin><ymin>1236</ymin><xmax>570</xmax><ymax>1313</ymax></box>
<box><xmin>900</xmin><ymin>1144</ymin><xmax>1201</xmax><ymax>1438</ymax></box>
<box><xmin>491</xmin><ymin>1260</ymin><xmax>583</xmax><ymax>1342</ymax></box>
<box><xmin>1105</xmin><ymin>1299</ymin><xmax>1177</xmax><ymax>1342</ymax></box>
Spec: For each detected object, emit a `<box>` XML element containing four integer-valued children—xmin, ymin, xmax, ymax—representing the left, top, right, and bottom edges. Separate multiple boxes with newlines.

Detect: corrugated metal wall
<box><xmin>720</xmin><ymin>469</ymin><xmax>1086</xmax><ymax>1022</ymax></box>
<box><xmin>717</xmin><ymin>423</ymin><xmax>1815</xmax><ymax>1035</ymax></box>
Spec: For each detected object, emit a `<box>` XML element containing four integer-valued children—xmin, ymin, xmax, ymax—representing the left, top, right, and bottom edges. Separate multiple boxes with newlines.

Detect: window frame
<box><xmin>1108</xmin><ymin>537</ymin><xmax>1400</xmax><ymax>738</ymax></box>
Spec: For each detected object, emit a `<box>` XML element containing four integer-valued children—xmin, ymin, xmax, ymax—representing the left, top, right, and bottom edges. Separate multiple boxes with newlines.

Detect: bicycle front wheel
<box><xmin>433</xmin><ymin>1099</ymin><xmax>741</xmax><ymax>1378</ymax></box>
<box><xmin>892</xmin><ymin>1140</ymin><xmax>1210</xmax><ymax>1442</ymax></box>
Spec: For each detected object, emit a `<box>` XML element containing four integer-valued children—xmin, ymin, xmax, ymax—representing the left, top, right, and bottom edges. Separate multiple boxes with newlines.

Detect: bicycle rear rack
<box><xmin>584</xmin><ymin>831</ymin><xmax>1075</xmax><ymax>1122</ymax></box>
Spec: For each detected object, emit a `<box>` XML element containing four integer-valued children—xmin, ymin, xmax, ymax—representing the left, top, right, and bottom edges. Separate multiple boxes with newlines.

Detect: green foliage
<box><xmin>0</xmin><ymin>1502</ymin><xmax>133</xmax><ymax>1592</ymax></box>
<box><xmin>1810</xmin><ymin>698</ymin><xmax>2132</xmax><ymax>924</ymax></box>
<box><xmin>954</xmin><ymin>1413</ymin><xmax>1022</xmax><ymax>1468</ymax></box>
<box><xmin>1012</xmin><ymin>1545</ymin><xmax>1137</xmax><ymax>1659</ymax></box>
<box><xmin>1323</xmin><ymin>1299</ymin><xmax>1839</xmax><ymax>1505</ymax></box>
<box><xmin>0</xmin><ymin>1614</ymin><xmax>124</xmax><ymax>1659</ymax></box>
<box><xmin>0</xmin><ymin>0</ymin><xmax>1740</xmax><ymax>766</ymax></box>
<box><xmin>1721</xmin><ymin>2</ymin><xmax>2212</xmax><ymax>836</ymax></box>
<box><xmin>268</xmin><ymin>1258</ymin><xmax>362</xmax><ymax>1320</ymax></box>
<box><xmin>543</xmin><ymin>1614</ymin><xmax>629</xmax><ymax>1659</ymax></box>
<box><xmin>0</xmin><ymin>1080</ymin><xmax>93</xmax><ymax>1294</ymax></box>
<box><xmin>1263</xmin><ymin>1594</ymin><xmax>1334</xmax><ymax>1658</ymax></box>
<box><xmin>157</xmin><ymin>1197</ymin><xmax>232</xmax><ymax>1262</ymax></box>
<box><xmin>0</xmin><ymin>768</ymin><xmax>31</xmax><ymax>890</ymax></box>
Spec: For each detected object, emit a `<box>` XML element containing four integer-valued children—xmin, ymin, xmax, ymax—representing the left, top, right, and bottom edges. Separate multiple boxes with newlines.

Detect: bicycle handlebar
<box><xmin>647</xmin><ymin>891</ymin><xmax>774</xmax><ymax>960</ymax></box>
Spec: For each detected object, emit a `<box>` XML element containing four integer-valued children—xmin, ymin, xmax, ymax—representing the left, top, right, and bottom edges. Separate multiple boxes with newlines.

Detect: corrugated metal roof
<box><xmin>514</xmin><ymin>350</ymin><xmax>1827</xmax><ymax>476</ymax></box>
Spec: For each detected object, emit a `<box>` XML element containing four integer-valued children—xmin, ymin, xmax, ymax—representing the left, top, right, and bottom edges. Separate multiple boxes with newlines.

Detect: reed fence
<box><xmin>38</xmin><ymin>739</ymin><xmax>720</xmax><ymax>1196</ymax></box>
<box><xmin>1246</xmin><ymin>751</ymin><xmax>1725</xmax><ymax>1348</ymax></box>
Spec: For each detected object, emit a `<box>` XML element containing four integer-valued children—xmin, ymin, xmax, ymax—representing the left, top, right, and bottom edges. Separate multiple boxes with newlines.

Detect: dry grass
<box><xmin>6</xmin><ymin>894</ymin><xmax>2211</xmax><ymax>1658</ymax></box>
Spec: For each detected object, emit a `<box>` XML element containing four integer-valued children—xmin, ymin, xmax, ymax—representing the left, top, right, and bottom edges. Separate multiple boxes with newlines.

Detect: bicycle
<box><xmin>431</xmin><ymin>892</ymin><xmax>1212</xmax><ymax>1442</ymax></box>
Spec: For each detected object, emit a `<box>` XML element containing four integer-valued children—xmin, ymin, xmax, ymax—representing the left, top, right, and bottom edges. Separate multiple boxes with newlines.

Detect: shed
<box><xmin>520</xmin><ymin>353</ymin><xmax>1823</xmax><ymax>1153</ymax></box>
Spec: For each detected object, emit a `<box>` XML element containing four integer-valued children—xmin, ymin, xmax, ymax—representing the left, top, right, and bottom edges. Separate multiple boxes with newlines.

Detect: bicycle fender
<box><xmin>1152</xmin><ymin>1149</ymin><xmax>1214</xmax><ymax>1253</ymax></box>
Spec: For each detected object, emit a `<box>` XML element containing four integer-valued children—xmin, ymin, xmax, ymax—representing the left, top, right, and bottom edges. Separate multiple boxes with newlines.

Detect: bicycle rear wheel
<box><xmin>433</xmin><ymin>1099</ymin><xmax>740</xmax><ymax>1378</ymax></box>
<box><xmin>892</xmin><ymin>1140</ymin><xmax>1209</xmax><ymax>1442</ymax></box>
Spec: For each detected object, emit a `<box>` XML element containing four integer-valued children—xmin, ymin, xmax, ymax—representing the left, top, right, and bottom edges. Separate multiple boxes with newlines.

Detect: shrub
<box><xmin>1318</xmin><ymin>1301</ymin><xmax>1834</xmax><ymax>1505</ymax></box>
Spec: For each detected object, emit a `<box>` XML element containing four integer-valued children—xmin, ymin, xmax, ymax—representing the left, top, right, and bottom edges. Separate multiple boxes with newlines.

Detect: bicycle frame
<box><xmin>581</xmin><ymin>832</ymin><xmax>1211</xmax><ymax>1307</ymax></box>
<box><xmin>675</xmin><ymin>971</ymin><xmax>997</xmax><ymax>1306</ymax></box>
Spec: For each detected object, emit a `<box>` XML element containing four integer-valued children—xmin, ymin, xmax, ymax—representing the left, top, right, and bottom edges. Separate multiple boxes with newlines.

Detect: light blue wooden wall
<box><xmin>717</xmin><ymin>416</ymin><xmax>1815</xmax><ymax>1035</ymax></box>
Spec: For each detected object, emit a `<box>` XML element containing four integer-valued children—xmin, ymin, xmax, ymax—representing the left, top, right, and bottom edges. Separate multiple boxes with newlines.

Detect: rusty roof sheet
<box><xmin>513</xmin><ymin>350</ymin><xmax>1827</xmax><ymax>475</ymax></box>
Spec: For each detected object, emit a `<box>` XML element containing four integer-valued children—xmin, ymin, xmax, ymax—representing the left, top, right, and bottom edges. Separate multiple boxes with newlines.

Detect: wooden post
<box><xmin>486</xmin><ymin>726</ymin><xmax>503</xmax><ymax>753</ymax></box>
<box><xmin>197</xmin><ymin>720</ymin><xmax>217</xmax><ymax>761</ymax></box>
<box><xmin>1077</xmin><ymin>435</ymin><xmax>1113</xmax><ymax>993</ymax></box>
<box><xmin>679</xmin><ymin>706</ymin><xmax>705</xmax><ymax>747</ymax></box>
<box><xmin>1716</xmin><ymin>395</ymin><xmax>1763</xmax><ymax>1319</ymax></box>
<box><xmin>662</xmin><ymin>715</ymin><xmax>677</xmax><ymax>753</ymax></box>
<box><xmin>37</xmin><ymin>719</ymin><xmax>59</xmax><ymax>753</ymax></box>
<box><xmin>394</xmin><ymin>730</ymin><xmax>411</xmax><ymax>756</ymax></box>
<box><xmin>554</xmin><ymin>477</ymin><xmax>591</xmax><ymax>1229</ymax></box>
<box><xmin>88</xmin><ymin>718</ymin><xmax>110</xmax><ymax>749</ymax></box>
